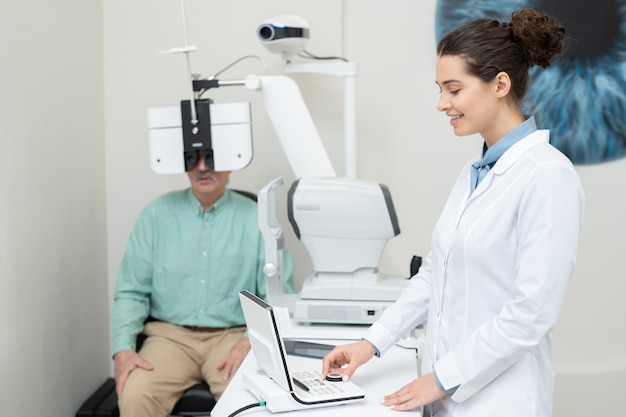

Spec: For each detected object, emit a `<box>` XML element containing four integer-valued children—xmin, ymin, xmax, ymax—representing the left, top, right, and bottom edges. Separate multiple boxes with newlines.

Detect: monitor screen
<box><xmin>239</xmin><ymin>290</ymin><xmax>292</xmax><ymax>392</ymax></box>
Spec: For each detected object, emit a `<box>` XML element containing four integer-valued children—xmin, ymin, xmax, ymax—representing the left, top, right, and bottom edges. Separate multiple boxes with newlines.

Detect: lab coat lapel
<box><xmin>467</xmin><ymin>130</ymin><xmax>550</xmax><ymax>199</ymax></box>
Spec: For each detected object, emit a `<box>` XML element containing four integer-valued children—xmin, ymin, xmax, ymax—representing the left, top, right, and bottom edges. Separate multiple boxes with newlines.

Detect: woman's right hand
<box><xmin>321</xmin><ymin>340</ymin><xmax>376</xmax><ymax>382</ymax></box>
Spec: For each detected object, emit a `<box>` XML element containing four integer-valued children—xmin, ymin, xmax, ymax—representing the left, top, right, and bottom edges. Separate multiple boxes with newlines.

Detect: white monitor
<box><xmin>238</xmin><ymin>290</ymin><xmax>366</xmax><ymax>412</ymax></box>
<box><xmin>239</xmin><ymin>290</ymin><xmax>291</xmax><ymax>391</ymax></box>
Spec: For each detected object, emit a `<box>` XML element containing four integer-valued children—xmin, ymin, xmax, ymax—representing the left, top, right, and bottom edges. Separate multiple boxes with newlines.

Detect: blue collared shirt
<box><xmin>470</xmin><ymin>116</ymin><xmax>538</xmax><ymax>194</ymax></box>
<box><xmin>111</xmin><ymin>188</ymin><xmax>293</xmax><ymax>355</ymax></box>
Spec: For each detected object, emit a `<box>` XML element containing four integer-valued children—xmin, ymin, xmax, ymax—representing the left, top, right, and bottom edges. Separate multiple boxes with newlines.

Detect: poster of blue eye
<box><xmin>435</xmin><ymin>0</ymin><xmax>626</xmax><ymax>165</ymax></box>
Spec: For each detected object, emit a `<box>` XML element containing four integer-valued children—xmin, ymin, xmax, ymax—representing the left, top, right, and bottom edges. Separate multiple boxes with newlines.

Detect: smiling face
<box><xmin>436</xmin><ymin>54</ymin><xmax>518</xmax><ymax>146</ymax></box>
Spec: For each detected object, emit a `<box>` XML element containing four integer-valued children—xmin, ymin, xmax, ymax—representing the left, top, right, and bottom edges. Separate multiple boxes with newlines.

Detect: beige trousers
<box><xmin>118</xmin><ymin>321</ymin><xmax>246</xmax><ymax>417</ymax></box>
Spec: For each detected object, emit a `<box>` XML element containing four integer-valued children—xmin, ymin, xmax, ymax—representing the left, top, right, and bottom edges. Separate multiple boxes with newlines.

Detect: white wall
<box><xmin>0</xmin><ymin>1</ymin><xmax>109</xmax><ymax>416</ymax></box>
<box><xmin>100</xmin><ymin>1</ymin><xmax>625</xmax><ymax>416</ymax></box>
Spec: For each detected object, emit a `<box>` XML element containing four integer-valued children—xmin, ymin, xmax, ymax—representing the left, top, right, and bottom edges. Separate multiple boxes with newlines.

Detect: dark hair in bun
<box><xmin>437</xmin><ymin>8</ymin><xmax>566</xmax><ymax>103</ymax></box>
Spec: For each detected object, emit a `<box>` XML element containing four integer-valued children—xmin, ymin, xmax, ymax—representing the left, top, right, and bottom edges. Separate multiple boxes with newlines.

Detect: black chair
<box><xmin>232</xmin><ymin>189</ymin><xmax>258</xmax><ymax>202</ymax></box>
<box><xmin>170</xmin><ymin>385</ymin><xmax>215</xmax><ymax>417</ymax></box>
<box><xmin>75</xmin><ymin>372</ymin><xmax>214</xmax><ymax>417</ymax></box>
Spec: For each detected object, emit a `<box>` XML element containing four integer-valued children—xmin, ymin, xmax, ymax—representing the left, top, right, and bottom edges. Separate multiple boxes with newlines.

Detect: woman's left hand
<box><xmin>380</xmin><ymin>372</ymin><xmax>447</xmax><ymax>411</ymax></box>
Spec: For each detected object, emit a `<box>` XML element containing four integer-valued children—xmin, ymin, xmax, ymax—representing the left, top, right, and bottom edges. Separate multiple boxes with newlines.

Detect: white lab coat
<box><xmin>365</xmin><ymin>130</ymin><xmax>585</xmax><ymax>416</ymax></box>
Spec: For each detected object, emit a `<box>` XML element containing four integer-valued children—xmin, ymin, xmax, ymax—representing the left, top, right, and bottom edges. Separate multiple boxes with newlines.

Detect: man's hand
<box><xmin>216</xmin><ymin>337</ymin><xmax>251</xmax><ymax>381</ymax></box>
<box><xmin>379</xmin><ymin>372</ymin><xmax>447</xmax><ymax>411</ymax></box>
<box><xmin>113</xmin><ymin>350</ymin><xmax>154</xmax><ymax>396</ymax></box>
<box><xmin>321</xmin><ymin>340</ymin><xmax>376</xmax><ymax>382</ymax></box>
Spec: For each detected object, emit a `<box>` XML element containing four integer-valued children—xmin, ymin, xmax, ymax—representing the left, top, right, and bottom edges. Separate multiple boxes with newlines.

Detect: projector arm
<box><xmin>187</xmin><ymin>74</ymin><xmax>336</xmax><ymax>179</ymax></box>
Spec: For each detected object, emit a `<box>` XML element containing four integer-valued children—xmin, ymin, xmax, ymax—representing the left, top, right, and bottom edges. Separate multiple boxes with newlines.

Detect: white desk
<box><xmin>211</xmin><ymin>344</ymin><xmax>420</xmax><ymax>417</ymax></box>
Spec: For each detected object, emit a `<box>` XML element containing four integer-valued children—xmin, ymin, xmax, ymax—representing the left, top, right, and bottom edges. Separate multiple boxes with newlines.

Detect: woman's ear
<box><xmin>494</xmin><ymin>71</ymin><xmax>512</xmax><ymax>98</ymax></box>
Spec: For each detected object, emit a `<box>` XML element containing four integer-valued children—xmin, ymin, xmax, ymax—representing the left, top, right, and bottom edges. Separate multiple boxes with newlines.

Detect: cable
<box><xmin>197</xmin><ymin>55</ymin><xmax>268</xmax><ymax>98</ymax></box>
<box><xmin>298</xmin><ymin>50</ymin><xmax>348</xmax><ymax>62</ymax></box>
<box><xmin>210</xmin><ymin>55</ymin><xmax>268</xmax><ymax>79</ymax></box>
<box><xmin>227</xmin><ymin>401</ymin><xmax>266</xmax><ymax>417</ymax></box>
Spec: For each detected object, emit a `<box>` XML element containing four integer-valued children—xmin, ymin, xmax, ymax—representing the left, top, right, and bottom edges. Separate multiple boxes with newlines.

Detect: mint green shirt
<box><xmin>111</xmin><ymin>188</ymin><xmax>293</xmax><ymax>356</ymax></box>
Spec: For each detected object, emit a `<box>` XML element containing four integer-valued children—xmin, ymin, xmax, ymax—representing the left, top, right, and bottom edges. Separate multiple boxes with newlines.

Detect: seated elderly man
<box><xmin>111</xmin><ymin>151</ymin><xmax>293</xmax><ymax>417</ymax></box>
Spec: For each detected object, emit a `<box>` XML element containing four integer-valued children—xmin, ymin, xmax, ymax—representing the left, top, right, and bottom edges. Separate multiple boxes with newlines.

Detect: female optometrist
<box><xmin>322</xmin><ymin>8</ymin><xmax>585</xmax><ymax>417</ymax></box>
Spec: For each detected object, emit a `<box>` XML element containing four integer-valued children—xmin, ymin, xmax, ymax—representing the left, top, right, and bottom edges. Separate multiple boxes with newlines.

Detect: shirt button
<box><xmin>202</xmin><ymin>251</ymin><xmax>207</xmax><ymax>257</ymax></box>
<box><xmin>204</xmin><ymin>222</ymin><xmax>209</xmax><ymax>227</ymax></box>
<box><xmin>199</xmin><ymin>309</ymin><xmax>204</xmax><ymax>314</ymax></box>
<box><xmin>200</xmin><ymin>279</ymin><xmax>206</xmax><ymax>285</ymax></box>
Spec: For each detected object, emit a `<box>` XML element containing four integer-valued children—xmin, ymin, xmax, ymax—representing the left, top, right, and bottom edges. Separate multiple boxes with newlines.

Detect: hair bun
<box><xmin>509</xmin><ymin>8</ymin><xmax>566</xmax><ymax>68</ymax></box>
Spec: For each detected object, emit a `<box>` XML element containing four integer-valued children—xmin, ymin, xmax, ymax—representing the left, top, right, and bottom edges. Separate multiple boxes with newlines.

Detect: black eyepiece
<box><xmin>258</xmin><ymin>25</ymin><xmax>275</xmax><ymax>40</ymax></box>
